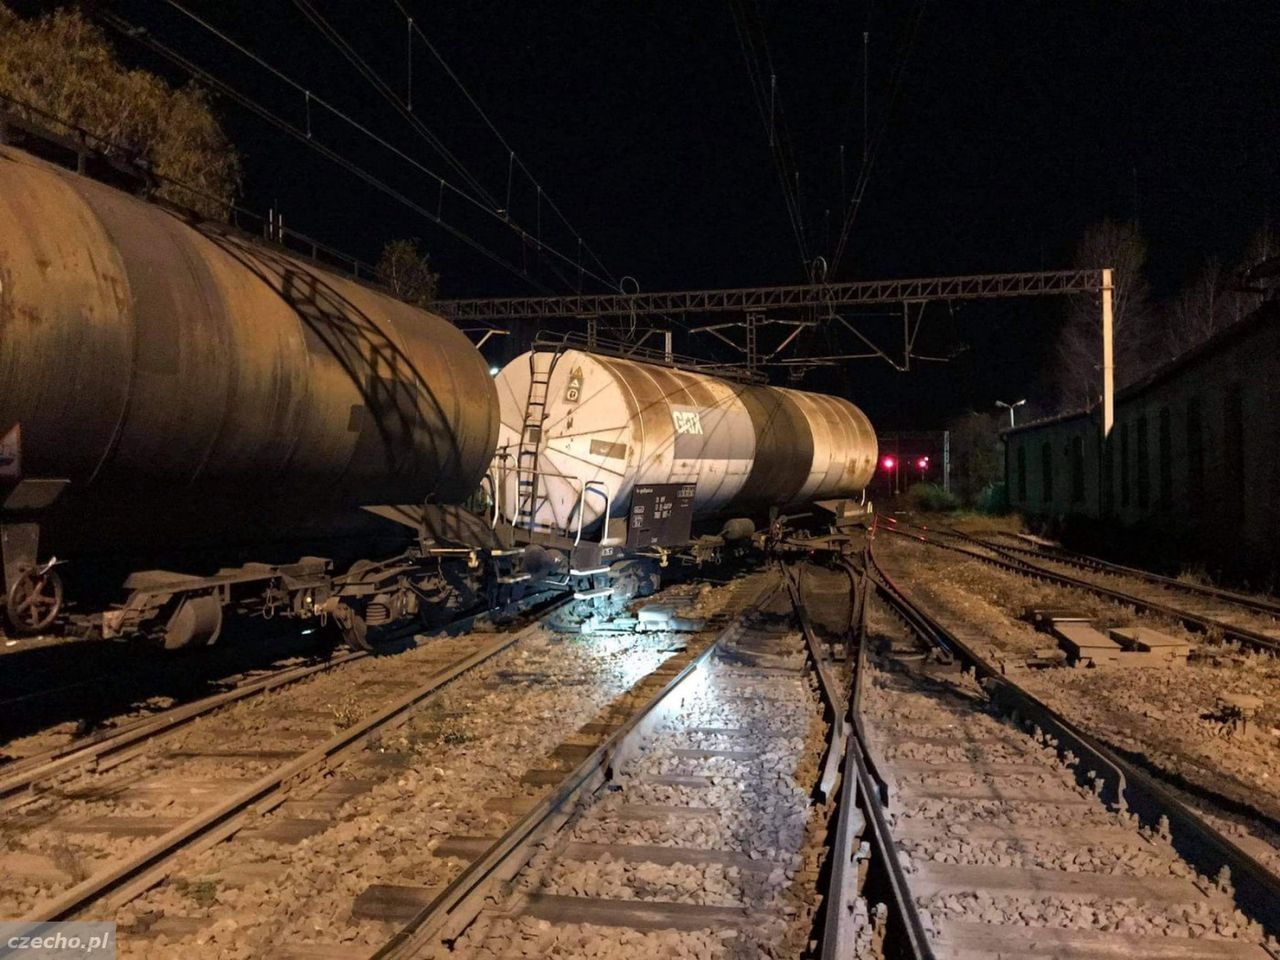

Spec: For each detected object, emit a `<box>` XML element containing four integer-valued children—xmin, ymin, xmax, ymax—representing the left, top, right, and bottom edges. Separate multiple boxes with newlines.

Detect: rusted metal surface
<box><xmin>0</xmin><ymin>145</ymin><xmax>498</xmax><ymax>528</ymax></box>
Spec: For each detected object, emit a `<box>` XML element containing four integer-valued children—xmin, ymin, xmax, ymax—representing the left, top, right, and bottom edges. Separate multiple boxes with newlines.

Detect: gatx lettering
<box><xmin>672</xmin><ymin>410</ymin><xmax>703</xmax><ymax>435</ymax></box>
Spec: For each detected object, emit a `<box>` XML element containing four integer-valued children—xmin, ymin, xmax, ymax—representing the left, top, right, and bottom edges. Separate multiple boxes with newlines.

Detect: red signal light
<box><xmin>916</xmin><ymin>457</ymin><xmax>929</xmax><ymax>470</ymax></box>
<box><xmin>881</xmin><ymin>456</ymin><xmax>897</xmax><ymax>471</ymax></box>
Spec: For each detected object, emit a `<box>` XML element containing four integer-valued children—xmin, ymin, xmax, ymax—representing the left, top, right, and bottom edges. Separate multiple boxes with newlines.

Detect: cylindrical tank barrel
<box><xmin>0</xmin><ymin>146</ymin><xmax>498</xmax><ymax>514</ymax></box>
<box><xmin>493</xmin><ymin>349</ymin><xmax>877</xmax><ymax>532</ymax></box>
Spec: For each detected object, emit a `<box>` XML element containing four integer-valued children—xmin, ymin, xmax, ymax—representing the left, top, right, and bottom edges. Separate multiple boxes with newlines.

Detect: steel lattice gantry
<box><xmin>439</xmin><ymin>268</ymin><xmax>1116</xmax><ymax>439</ymax></box>
<box><xmin>435</xmin><ymin>269</ymin><xmax>1105</xmax><ymax>322</ymax></box>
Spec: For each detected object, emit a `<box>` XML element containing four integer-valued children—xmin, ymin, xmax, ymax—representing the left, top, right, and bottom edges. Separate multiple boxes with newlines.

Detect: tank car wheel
<box><xmin>5</xmin><ymin>566</ymin><xmax>64</xmax><ymax>635</ymax></box>
<box><xmin>332</xmin><ymin>602</ymin><xmax>372</xmax><ymax>652</ymax></box>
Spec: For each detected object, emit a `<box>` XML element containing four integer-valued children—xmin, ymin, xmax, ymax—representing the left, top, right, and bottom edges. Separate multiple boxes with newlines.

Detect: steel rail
<box><xmin>947</xmin><ymin>528</ymin><xmax>1280</xmax><ymax>621</ymax></box>
<box><xmin>885</xmin><ymin>522</ymin><xmax>1280</xmax><ymax>656</ymax></box>
<box><xmin>785</xmin><ymin>560</ymin><xmax>934</xmax><ymax>960</ymax></box>
<box><xmin>372</xmin><ymin>582</ymin><xmax>781</xmax><ymax>958</ymax></box>
<box><xmin>0</xmin><ymin>650</ymin><xmax>364</xmax><ymax>804</ymax></box>
<box><xmin>782</xmin><ymin>563</ymin><xmax>845</xmax><ymax>796</ymax></box>
<box><xmin>16</xmin><ymin>603</ymin><xmax>566</xmax><ymax>925</ymax></box>
<box><xmin>0</xmin><ymin>592</ymin><xmax>564</xmax><ymax>806</ymax></box>
<box><xmin>866</xmin><ymin>538</ymin><xmax>1280</xmax><ymax>941</ymax></box>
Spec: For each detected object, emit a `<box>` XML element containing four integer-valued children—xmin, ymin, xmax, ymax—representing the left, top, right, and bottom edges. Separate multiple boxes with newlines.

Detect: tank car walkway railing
<box><xmin>0</xmin><ymin>93</ymin><xmax>379</xmax><ymax>283</ymax></box>
<box><xmin>530</xmin><ymin>329</ymin><xmax>769</xmax><ymax>383</ymax></box>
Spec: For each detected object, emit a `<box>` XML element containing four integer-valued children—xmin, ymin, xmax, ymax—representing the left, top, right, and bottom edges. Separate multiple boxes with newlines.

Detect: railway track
<box><xmin>862</xmin><ymin>539</ymin><xmax>1280</xmax><ymax>958</ymax></box>
<box><xmin>1</xmin><ymin>590</ymin><xmax>588</xmax><ymax>924</ymax></box>
<box><xmin>4</xmin><ymin>574</ymin><xmax>785</xmax><ymax>955</ymax></box>
<box><xmin>0</xmin><ymin>595</ymin><xmax>559</xmax><ymax>806</ymax></box>
<box><xmin>329</xmin><ymin>566</ymin><xmax>889</xmax><ymax>960</ymax></box>
<box><xmin>887</xmin><ymin>520</ymin><xmax>1280</xmax><ymax>656</ymax></box>
<box><xmin>968</xmin><ymin>530</ymin><xmax>1280</xmax><ymax>622</ymax></box>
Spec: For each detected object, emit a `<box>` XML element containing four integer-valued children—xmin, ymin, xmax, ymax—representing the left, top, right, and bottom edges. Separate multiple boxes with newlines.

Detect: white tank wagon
<box><xmin>492</xmin><ymin>349</ymin><xmax>878</xmax><ymax>538</ymax></box>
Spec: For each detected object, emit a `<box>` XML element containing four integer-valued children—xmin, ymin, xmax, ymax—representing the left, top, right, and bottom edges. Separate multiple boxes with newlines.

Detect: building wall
<box><xmin>1005</xmin><ymin>306</ymin><xmax>1280</xmax><ymax>580</ymax></box>
<box><xmin>1006</xmin><ymin>412</ymin><xmax>1102</xmax><ymax>520</ymax></box>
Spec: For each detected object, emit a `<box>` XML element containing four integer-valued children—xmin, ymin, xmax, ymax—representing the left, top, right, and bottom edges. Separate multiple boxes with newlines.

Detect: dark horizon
<box><xmin>15</xmin><ymin>0</ymin><xmax>1278</xmax><ymax>429</ymax></box>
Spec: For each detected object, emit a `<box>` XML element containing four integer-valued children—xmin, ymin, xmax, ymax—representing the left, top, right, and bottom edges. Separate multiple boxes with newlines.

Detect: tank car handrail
<box><xmin>493</xmin><ymin>462</ymin><xmax>596</xmax><ymax>542</ymax></box>
<box><xmin>576</xmin><ymin>481</ymin><xmax>611</xmax><ymax>547</ymax></box>
<box><xmin>478</xmin><ymin>473</ymin><xmax>500</xmax><ymax>530</ymax></box>
<box><xmin>0</xmin><ymin>94</ymin><xmax>383</xmax><ymax>286</ymax></box>
<box><xmin>531</xmin><ymin>329</ymin><xmax>767</xmax><ymax>384</ymax></box>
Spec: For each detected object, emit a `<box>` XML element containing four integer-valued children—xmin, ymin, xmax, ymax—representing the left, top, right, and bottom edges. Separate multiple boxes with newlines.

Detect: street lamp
<box><xmin>995</xmin><ymin>399</ymin><xmax>1026</xmax><ymax>428</ymax></box>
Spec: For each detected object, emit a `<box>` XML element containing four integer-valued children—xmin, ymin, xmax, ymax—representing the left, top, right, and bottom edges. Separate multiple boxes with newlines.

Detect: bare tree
<box><xmin>0</xmin><ymin>5</ymin><xmax>240</xmax><ymax>219</ymax></box>
<box><xmin>1160</xmin><ymin>224</ymin><xmax>1275</xmax><ymax>360</ymax></box>
<box><xmin>1163</xmin><ymin>257</ymin><xmax>1231</xmax><ymax>359</ymax></box>
<box><xmin>377</xmin><ymin>239</ymin><xmax>440</xmax><ymax>308</ymax></box>
<box><xmin>1052</xmin><ymin>219</ymin><xmax>1152</xmax><ymax>410</ymax></box>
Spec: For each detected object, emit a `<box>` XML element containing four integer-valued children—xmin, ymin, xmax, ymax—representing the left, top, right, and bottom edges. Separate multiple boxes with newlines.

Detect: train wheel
<box><xmin>162</xmin><ymin>595</ymin><xmax>224</xmax><ymax>650</ymax></box>
<box><xmin>4</xmin><ymin>566</ymin><xmax>64</xmax><ymax>635</ymax></box>
<box><xmin>333</xmin><ymin>602</ymin><xmax>372</xmax><ymax>652</ymax></box>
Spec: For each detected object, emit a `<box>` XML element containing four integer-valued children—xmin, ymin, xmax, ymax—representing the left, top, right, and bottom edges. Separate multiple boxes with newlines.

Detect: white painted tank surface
<box><xmin>492</xmin><ymin>350</ymin><xmax>877</xmax><ymax>534</ymax></box>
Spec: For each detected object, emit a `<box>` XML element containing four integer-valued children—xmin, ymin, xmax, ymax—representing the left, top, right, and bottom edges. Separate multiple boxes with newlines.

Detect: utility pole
<box><xmin>1100</xmin><ymin>266</ymin><xmax>1116</xmax><ymax>519</ymax></box>
<box><xmin>1100</xmin><ymin>267</ymin><xmax>1114</xmax><ymax>438</ymax></box>
<box><xmin>942</xmin><ymin>430</ymin><xmax>951</xmax><ymax>494</ymax></box>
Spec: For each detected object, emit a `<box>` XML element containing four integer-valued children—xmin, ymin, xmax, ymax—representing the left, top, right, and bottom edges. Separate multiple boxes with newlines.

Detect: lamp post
<box><xmin>996</xmin><ymin>399</ymin><xmax>1026</xmax><ymax>428</ymax></box>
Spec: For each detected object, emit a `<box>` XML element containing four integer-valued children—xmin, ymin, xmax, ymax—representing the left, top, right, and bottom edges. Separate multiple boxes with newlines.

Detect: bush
<box><xmin>905</xmin><ymin>482</ymin><xmax>960</xmax><ymax>513</ymax></box>
<box><xmin>0</xmin><ymin>4</ymin><xmax>240</xmax><ymax>219</ymax></box>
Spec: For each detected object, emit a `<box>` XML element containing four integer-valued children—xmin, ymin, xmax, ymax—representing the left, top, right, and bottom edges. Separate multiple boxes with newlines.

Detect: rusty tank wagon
<box><xmin>0</xmin><ymin>142</ymin><xmax>499</xmax><ymax>646</ymax></box>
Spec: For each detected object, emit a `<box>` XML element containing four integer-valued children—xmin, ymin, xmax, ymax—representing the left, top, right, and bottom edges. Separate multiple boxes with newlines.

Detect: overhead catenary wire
<box><xmin>389</xmin><ymin>1</ymin><xmax>699</xmax><ymax>338</ymax></box>
<box><xmin>728</xmin><ymin>0</ymin><xmax>811</xmax><ymax>275</ymax></box>
<box><xmin>391</xmin><ymin>0</ymin><xmax>620</xmax><ymax>291</ymax></box>
<box><xmin>289</xmin><ymin>0</ymin><xmax>586</xmax><ymax>294</ymax></box>
<box><xmin>830</xmin><ymin>0</ymin><xmax>928</xmax><ymax>276</ymax></box>
<box><xmin>151</xmin><ymin>1</ymin><xmax>616</xmax><ymax>292</ymax></box>
<box><xmin>289</xmin><ymin>0</ymin><xmax>498</xmax><ymax>211</ymax></box>
<box><xmin>99</xmin><ymin>10</ymin><xmax>554</xmax><ymax>295</ymax></box>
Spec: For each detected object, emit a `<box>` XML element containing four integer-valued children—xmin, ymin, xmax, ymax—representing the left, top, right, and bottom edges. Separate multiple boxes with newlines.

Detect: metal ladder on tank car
<box><xmin>514</xmin><ymin>347</ymin><xmax>563</xmax><ymax>530</ymax></box>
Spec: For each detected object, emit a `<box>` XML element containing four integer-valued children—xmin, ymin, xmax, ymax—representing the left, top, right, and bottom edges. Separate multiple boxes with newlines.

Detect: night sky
<box><xmin>33</xmin><ymin>1</ymin><xmax>1280</xmax><ymax>427</ymax></box>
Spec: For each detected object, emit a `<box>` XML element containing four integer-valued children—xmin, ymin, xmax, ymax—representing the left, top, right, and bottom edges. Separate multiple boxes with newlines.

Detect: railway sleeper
<box><xmin>869</xmin><ymin>541</ymin><xmax>1280</xmax><ymax>951</ymax></box>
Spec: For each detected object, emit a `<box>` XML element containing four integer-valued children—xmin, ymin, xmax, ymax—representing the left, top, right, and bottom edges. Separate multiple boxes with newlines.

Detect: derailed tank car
<box><xmin>0</xmin><ymin>142</ymin><xmax>500</xmax><ymax>645</ymax></box>
<box><xmin>491</xmin><ymin>347</ymin><xmax>877</xmax><ymax>606</ymax></box>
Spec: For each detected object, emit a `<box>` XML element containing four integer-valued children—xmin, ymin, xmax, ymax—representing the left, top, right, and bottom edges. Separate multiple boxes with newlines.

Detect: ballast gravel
<box><xmin>861</xmin><ymin>599</ymin><xmax>1272</xmax><ymax>953</ymax></box>
<box><xmin>877</xmin><ymin>536</ymin><xmax>1280</xmax><ymax>854</ymax></box>
<box><xmin>94</xmin><ymin>578</ymin><xmax>757</xmax><ymax>957</ymax></box>
<box><xmin>455</xmin><ymin>595</ymin><xmax>853</xmax><ymax>959</ymax></box>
